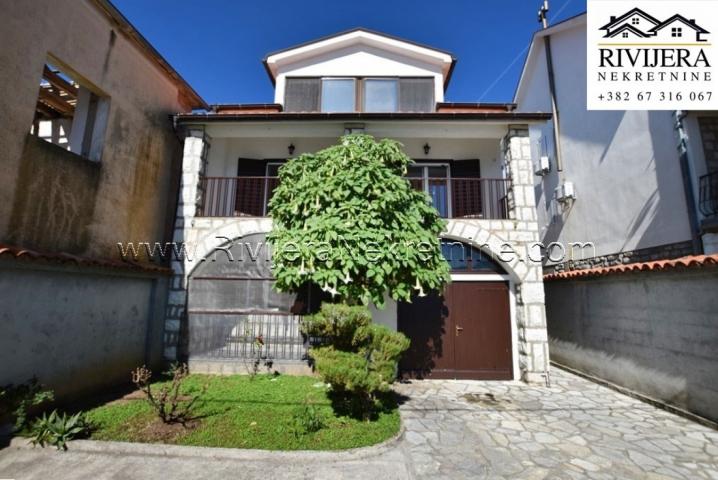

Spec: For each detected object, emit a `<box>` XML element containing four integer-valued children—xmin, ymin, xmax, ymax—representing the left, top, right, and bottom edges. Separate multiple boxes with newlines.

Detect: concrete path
<box><xmin>1</xmin><ymin>368</ymin><xmax>717</xmax><ymax>479</ymax></box>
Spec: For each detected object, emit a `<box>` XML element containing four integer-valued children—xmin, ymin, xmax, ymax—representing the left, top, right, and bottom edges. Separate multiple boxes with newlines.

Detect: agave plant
<box><xmin>30</xmin><ymin>410</ymin><xmax>92</xmax><ymax>450</ymax></box>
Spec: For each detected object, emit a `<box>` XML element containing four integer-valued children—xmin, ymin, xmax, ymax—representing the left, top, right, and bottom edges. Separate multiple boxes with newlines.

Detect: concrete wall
<box><xmin>0</xmin><ymin>0</ymin><xmax>193</xmax><ymax>260</ymax></box>
<box><xmin>546</xmin><ymin>270</ymin><xmax>718</xmax><ymax>421</ymax></box>
<box><xmin>515</xmin><ymin>17</ymin><xmax>693</xmax><ymax>261</ymax></box>
<box><xmin>0</xmin><ymin>261</ymin><xmax>168</xmax><ymax>398</ymax></box>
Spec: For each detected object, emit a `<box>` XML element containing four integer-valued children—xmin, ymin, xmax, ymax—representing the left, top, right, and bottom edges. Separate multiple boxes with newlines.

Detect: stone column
<box><xmin>163</xmin><ymin>128</ymin><xmax>210</xmax><ymax>360</ymax></box>
<box><xmin>504</xmin><ymin>127</ymin><xmax>550</xmax><ymax>383</ymax></box>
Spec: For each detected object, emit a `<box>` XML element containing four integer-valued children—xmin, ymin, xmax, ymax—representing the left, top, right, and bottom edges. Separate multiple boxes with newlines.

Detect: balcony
<box><xmin>198</xmin><ymin>176</ymin><xmax>510</xmax><ymax>219</ymax></box>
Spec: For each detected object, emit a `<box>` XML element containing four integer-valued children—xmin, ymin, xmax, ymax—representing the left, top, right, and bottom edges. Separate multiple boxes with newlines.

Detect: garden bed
<box><xmin>85</xmin><ymin>374</ymin><xmax>401</xmax><ymax>450</ymax></box>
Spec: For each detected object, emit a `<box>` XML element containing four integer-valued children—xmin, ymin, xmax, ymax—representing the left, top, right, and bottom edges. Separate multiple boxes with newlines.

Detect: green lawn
<box><xmin>85</xmin><ymin>374</ymin><xmax>401</xmax><ymax>450</ymax></box>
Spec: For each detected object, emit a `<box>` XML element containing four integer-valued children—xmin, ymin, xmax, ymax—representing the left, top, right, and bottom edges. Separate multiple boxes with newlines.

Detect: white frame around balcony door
<box><xmin>410</xmin><ymin>162</ymin><xmax>452</xmax><ymax>218</ymax></box>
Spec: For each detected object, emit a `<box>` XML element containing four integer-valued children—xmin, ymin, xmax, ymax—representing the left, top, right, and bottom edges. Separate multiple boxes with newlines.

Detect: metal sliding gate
<box><xmin>187</xmin><ymin>308</ymin><xmax>308</xmax><ymax>361</ymax></box>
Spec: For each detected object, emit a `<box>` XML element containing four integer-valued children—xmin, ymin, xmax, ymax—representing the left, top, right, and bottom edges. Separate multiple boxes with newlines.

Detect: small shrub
<box><xmin>292</xmin><ymin>400</ymin><xmax>325</xmax><ymax>437</ymax></box>
<box><xmin>131</xmin><ymin>363</ymin><xmax>206</xmax><ymax>424</ymax></box>
<box><xmin>302</xmin><ymin>303</ymin><xmax>410</xmax><ymax>417</ymax></box>
<box><xmin>243</xmin><ymin>333</ymin><xmax>274</xmax><ymax>379</ymax></box>
<box><xmin>30</xmin><ymin>410</ymin><xmax>91</xmax><ymax>450</ymax></box>
<box><xmin>0</xmin><ymin>377</ymin><xmax>54</xmax><ymax>431</ymax></box>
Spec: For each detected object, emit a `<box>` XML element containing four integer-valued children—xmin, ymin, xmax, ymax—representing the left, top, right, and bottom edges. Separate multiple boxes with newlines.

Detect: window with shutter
<box><xmin>284</xmin><ymin>78</ymin><xmax>320</xmax><ymax>112</ymax></box>
<box><xmin>399</xmin><ymin>78</ymin><xmax>434</xmax><ymax>112</ymax></box>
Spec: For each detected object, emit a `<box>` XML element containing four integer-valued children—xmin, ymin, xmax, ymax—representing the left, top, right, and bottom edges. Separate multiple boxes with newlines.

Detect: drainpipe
<box><xmin>674</xmin><ymin>110</ymin><xmax>703</xmax><ymax>255</ymax></box>
<box><xmin>544</xmin><ymin>35</ymin><xmax>564</xmax><ymax>176</ymax></box>
<box><xmin>538</xmin><ymin>1</ymin><xmax>564</xmax><ymax>176</ymax></box>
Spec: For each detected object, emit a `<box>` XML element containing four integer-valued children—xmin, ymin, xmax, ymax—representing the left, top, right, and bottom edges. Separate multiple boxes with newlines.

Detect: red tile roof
<box><xmin>0</xmin><ymin>244</ymin><xmax>171</xmax><ymax>275</ymax></box>
<box><xmin>544</xmin><ymin>254</ymin><xmax>718</xmax><ymax>281</ymax></box>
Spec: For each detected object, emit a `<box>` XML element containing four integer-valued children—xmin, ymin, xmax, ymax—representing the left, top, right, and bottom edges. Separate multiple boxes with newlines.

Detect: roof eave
<box><xmin>90</xmin><ymin>0</ymin><xmax>208</xmax><ymax>110</ymax></box>
<box><xmin>174</xmin><ymin>111</ymin><xmax>552</xmax><ymax>124</ymax></box>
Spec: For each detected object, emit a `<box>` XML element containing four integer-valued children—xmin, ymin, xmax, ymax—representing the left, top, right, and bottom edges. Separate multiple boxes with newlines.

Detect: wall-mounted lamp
<box><xmin>288</xmin><ymin>143</ymin><xmax>295</xmax><ymax>156</ymax></box>
<box><xmin>423</xmin><ymin>143</ymin><xmax>431</xmax><ymax>155</ymax></box>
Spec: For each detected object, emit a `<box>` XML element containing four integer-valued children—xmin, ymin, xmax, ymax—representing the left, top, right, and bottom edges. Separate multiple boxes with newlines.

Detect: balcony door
<box><xmin>407</xmin><ymin>164</ymin><xmax>450</xmax><ymax>217</ymax></box>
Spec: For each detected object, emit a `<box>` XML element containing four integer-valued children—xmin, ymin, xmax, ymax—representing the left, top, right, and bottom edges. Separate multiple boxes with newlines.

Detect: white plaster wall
<box><xmin>274</xmin><ymin>45</ymin><xmax>444</xmax><ymax>105</ymax></box>
<box><xmin>369</xmin><ymin>296</ymin><xmax>398</xmax><ymax>331</ymax></box>
<box><xmin>516</xmin><ymin>23</ymin><xmax>693</xmax><ymax>259</ymax></box>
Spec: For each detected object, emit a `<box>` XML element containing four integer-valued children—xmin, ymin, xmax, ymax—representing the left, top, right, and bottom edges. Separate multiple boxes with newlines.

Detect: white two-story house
<box><xmin>164</xmin><ymin>29</ymin><xmax>551</xmax><ymax>382</ymax></box>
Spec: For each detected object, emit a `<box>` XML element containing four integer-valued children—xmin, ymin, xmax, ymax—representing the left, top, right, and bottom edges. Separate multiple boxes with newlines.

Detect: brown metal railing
<box><xmin>199</xmin><ymin>176</ymin><xmax>511</xmax><ymax>219</ymax></box>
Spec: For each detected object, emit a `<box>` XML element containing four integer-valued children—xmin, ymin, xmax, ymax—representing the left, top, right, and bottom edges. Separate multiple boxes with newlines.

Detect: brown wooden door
<box><xmin>398</xmin><ymin>281</ymin><xmax>512</xmax><ymax>380</ymax></box>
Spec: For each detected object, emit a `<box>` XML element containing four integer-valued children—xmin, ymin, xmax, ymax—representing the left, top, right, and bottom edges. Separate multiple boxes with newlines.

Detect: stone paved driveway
<box><xmin>393</xmin><ymin>368</ymin><xmax>718</xmax><ymax>479</ymax></box>
<box><xmin>1</xmin><ymin>368</ymin><xmax>717</xmax><ymax>479</ymax></box>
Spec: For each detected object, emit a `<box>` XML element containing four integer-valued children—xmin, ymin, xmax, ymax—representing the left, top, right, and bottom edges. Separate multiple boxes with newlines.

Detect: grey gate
<box><xmin>187</xmin><ymin>233</ymin><xmax>311</xmax><ymax>363</ymax></box>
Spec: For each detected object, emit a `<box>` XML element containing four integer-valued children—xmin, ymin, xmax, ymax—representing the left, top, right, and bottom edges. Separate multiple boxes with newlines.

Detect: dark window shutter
<box><xmin>284</xmin><ymin>78</ymin><xmax>320</xmax><ymax>112</ymax></box>
<box><xmin>399</xmin><ymin>78</ymin><xmax>435</xmax><ymax>112</ymax></box>
<box><xmin>451</xmin><ymin>159</ymin><xmax>481</xmax><ymax>178</ymax></box>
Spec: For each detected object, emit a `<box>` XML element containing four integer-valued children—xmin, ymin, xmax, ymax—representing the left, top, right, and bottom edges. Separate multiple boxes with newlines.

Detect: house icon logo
<box><xmin>587</xmin><ymin>0</ymin><xmax>718</xmax><ymax>111</ymax></box>
<box><xmin>600</xmin><ymin>8</ymin><xmax>710</xmax><ymax>42</ymax></box>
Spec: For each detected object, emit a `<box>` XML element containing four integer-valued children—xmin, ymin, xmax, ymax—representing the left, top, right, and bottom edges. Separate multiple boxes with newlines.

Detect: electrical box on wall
<box><xmin>555</xmin><ymin>181</ymin><xmax>576</xmax><ymax>203</ymax></box>
<box><xmin>535</xmin><ymin>155</ymin><xmax>550</xmax><ymax>176</ymax></box>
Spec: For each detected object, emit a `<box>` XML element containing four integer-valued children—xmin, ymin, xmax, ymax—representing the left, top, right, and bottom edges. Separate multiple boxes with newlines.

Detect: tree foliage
<box><xmin>268</xmin><ymin>134</ymin><xmax>450</xmax><ymax>306</ymax></box>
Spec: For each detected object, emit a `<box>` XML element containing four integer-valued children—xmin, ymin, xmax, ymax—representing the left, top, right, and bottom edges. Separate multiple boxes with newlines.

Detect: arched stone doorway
<box><xmin>185</xmin><ymin>233</ymin><xmax>314</xmax><ymax>371</ymax></box>
<box><xmin>398</xmin><ymin>239</ymin><xmax>514</xmax><ymax>380</ymax></box>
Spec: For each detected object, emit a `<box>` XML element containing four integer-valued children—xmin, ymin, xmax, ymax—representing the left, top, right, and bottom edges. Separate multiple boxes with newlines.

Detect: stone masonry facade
<box><xmin>163</xmin><ymin>126</ymin><xmax>550</xmax><ymax>382</ymax></box>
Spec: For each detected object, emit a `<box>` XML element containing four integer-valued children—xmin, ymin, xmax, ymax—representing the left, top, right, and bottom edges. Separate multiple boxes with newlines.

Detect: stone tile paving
<box><xmin>394</xmin><ymin>367</ymin><xmax>718</xmax><ymax>479</ymax></box>
<box><xmin>0</xmin><ymin>367</ymin><xmax>716</xmax><ymax>479</ymax></box>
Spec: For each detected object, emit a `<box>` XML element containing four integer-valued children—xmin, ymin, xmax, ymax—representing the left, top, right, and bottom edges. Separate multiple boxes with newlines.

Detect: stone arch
<box><xmin>186</xmin><ymin>218</ymin><xmax>273</xmax><ymax>279</ymax></box>
<box><xmin>441</xmin><ymin>220</ymin><xmax>527</xmax><ymax>284</ymax></box>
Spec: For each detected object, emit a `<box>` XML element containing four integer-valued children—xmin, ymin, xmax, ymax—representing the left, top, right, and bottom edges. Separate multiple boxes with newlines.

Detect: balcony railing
<box><xmin>199</xmin><ymin>176</ymin><xmax>510</xmax><ymax>219</ymax></box>
<box><xmin>699</xmin><ymin>172</ymin><xmax>718</xmax><ymax>218</ymax></box>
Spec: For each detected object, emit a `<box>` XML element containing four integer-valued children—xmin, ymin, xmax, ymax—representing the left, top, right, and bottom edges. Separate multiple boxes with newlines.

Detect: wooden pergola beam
<box><xmin>43</xmin><ymin>65</ymin><xmax>78</xmax><ymax>99</ymax></box>
<box><xmin>38</xmin><ymin>87</ymin><xmax>75</xmax><ymax>116</ymax></box>
<box><xmin>35</xmin><ymin>101</ymin><xmax>63</xmax><ymax>119</ymax></box>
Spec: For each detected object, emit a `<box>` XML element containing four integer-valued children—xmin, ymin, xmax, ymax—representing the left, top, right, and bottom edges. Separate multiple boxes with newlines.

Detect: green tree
<box><xmin>268</xmin><ymin>134</ymin><xmax>450</xmax><ymax>307</ymax></box>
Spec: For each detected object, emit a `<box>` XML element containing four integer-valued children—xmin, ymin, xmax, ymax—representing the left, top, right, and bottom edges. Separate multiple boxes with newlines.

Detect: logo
<box><xmin>587</xmin><ymin>1</ymin><xmax>718</xmax><ymax>110</ymax></box>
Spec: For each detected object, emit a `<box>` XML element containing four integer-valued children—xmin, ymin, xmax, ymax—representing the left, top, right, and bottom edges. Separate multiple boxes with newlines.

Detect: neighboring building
<box><xmin>166</xmin><ymin>29</ymin><xmax>552</xmax><ymax>382</ymax></box>
<box><xmin>0</xmin><ymin>0</ymin><xmax>206</xmax><ymax>397</ymax></box>
<box><xmin>514</xmin><ymin>14</ymin><xmax>718</xmax><ymax>421</ymax></box>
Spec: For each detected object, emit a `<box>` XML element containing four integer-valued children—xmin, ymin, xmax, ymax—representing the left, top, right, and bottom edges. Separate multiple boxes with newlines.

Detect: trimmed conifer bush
<box><xmin>302</xmin><ymin>303</ymin><xmax>409</xmax><ymax>415</ymax></box>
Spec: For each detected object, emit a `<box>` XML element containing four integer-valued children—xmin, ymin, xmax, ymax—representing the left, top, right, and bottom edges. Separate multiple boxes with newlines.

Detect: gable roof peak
<box><xmin>262</xmin><ymin>28</ymin><xmax>457</xmax><ymax>89</ymax></box>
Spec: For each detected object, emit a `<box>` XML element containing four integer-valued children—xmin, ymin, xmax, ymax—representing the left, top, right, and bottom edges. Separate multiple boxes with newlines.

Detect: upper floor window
<box><xmin>631</xmin><ymin>17</ymin><xmax>639</xmax><ymax>25</ymax></box>
<box><xmin>30</xmin><ymin>59</ymin><xmax>110</xmax><ymax>161</ymax></box>
<box><xmin>284</xmin><ymin>77</ymin><xmax>434</xmax><ymax>113</ymax></box>
<box><xmin>672</xmin><ymin>27</ymin><xmax>683</xmax><ymax>37</ymax></box>
<box><xmin>364</xmin><ymin>79</ymin><xmax>398</xmax><ymax>112</ymax></box>
<box><xmin>321</xmin><ymin>78</ymin><xmax>356</xmax><ymax>112</ymax></box>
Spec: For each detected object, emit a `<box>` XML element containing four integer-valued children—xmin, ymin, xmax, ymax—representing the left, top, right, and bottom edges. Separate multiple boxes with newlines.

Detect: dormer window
<box><xmin>364</xmin><ymin>79</ymin><xmax>398</xmax><ymax>112</ymax></box>
<box><xmin>284</xmin><ymin>77</ymin><xmax>434</xmax><ymax>113</ymax></box>
<box><xmin>321</xmin><ymin>78</ymin><xmax>356</xmax><ymax>112</ymax></box>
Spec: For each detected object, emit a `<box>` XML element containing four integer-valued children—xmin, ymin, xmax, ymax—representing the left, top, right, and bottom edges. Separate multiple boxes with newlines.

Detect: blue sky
<box><xmin>113</xmin><ymin>0</ymin><xmax>586</xmax><ymax>105</ymax></box>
